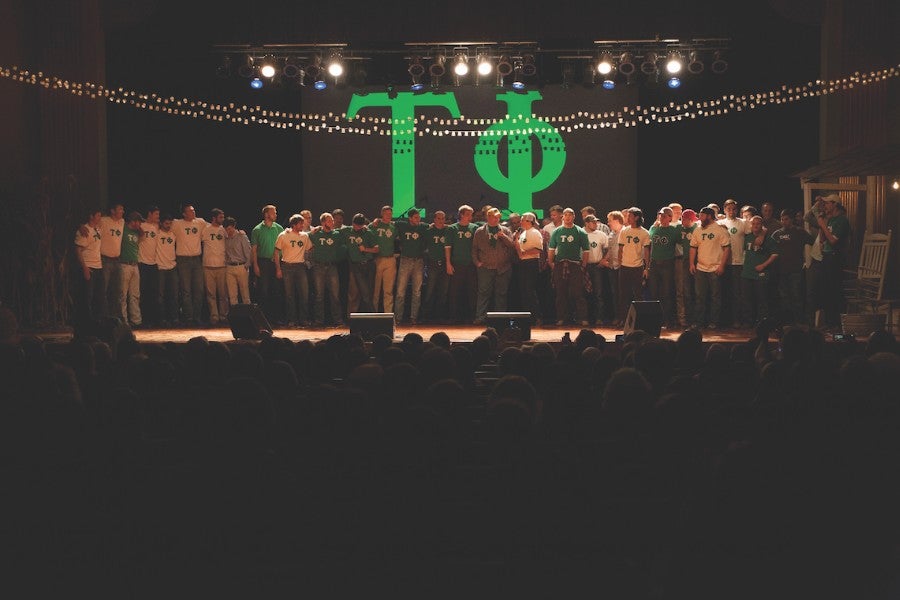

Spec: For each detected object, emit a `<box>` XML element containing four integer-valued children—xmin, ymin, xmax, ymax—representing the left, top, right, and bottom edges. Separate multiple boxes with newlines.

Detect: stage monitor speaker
<box><xmin>623</xmin><ymin>301</ymin><xmax>662</xmax><ymax>337</ymax></box>
<box><xmin>486</xmin><ymin>311</ymin><xmax>532</xmax><ymax>341</ymax></box>
<box><xmin>228</xmin><ymin>304</ymin><xmax>273</xmax><ymax>340</ymax></box>
<box><xmin>349</xmin><ymin>313</ymin><xmax>395</xmax><ymax>341</ymax></box>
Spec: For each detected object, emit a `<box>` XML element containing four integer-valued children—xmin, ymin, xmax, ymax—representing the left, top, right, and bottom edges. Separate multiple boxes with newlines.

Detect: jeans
<box><xmin>176</xmin><ymin>254</ymin><xmax>204</xmax><ymax>321</ymax></box>
<box><xmin>518</xmin><ymin>259</ymin><xmax>542</xmax><ymax>321</ymax></box>
<box><xmin>77</xmin><ymin>267</ymin><xmax>105</xmax><ymax>327</ymax></box>
<box><xmin>139</xmin><ymin>263</ymin><xmax>158</xmax><ymax>325</ymax></box>
<box><xmin>778</xmin><ymin>271</ymin><xmax>804</xmax><ymax>325</ymax></box>
<box><xmin>741</xmin><ymin>275</ymin><xmax>771</xmax><ymax>324</ymax></box>
<box><xmin>822</xmin><ymin>252</ymin><xmax>845</xmax><ymax>327</ymax></box>
<box><xmin>395</xmin><ymin>256</ymin><xmax>425</xmax><ymax>322</ymax></box>
<box><xmin>806</xmin><ymin>259</ymin><xmax>824</xmax><ymax>326</ymax></box>
<box><xmin>448</xmin><ymin>262</ymin><xmax>477</xmax><ymax>322</ymax></box>
<box><xmin>727</xmin><ymin>263</ymin><xmax>749</xmax><ymax>325</ymax></box>
<box><xmin>552</xmin><ymin>261</ymin><xmax>587</xmax><ymax>323</ymax></box>
<box><xmin>313</xmin><ymin>262</ymin><xmax>342</xmax><ymax>325</ymax></box>
<box><xmin>157</xmin><ymin>267</ymin><xmax>179</xmax><ymax>324</ymax></box>
<box><xmin>349</xmin><ymin>260</ymin><xmax>375</xmax><ymax>312</ymax></box>
<box><xmin>674</xmin><ymin>258</ymin><xmax>694</xmax><ymax>326</ymax></box>
<box><xmin>618</xmin><ymin>266</ymin><xmax>644</xmax><ymax>321</ymax></box>
<box><xmin>281</xmin><ymin>262</ymin><xmax>309</xmax><ymax>324</ymax></box>
<box><xmin>608</xmin><ymin>268</ymin><xmax>620</xmax><ymax>321</ymax></box>
<box><xmin>120</xmin><ymin>263</ymin><xmax>142</xmax><ymax>325</ymax></box>
<box><xmin>100</xmin><ymin>255</ymin><xmax>122</xmax><ymax>319</ymax></box>
<box><xmin>475</xmin><ymin>266</ymin><xmax>512</xmax><ymax>322</ymax></box>
<box><xmin>694</xmin><ymin>270</ymin><xmax>721</xmax><ymax>326</ymax></box>
<box><xmin>422</xmin><ymin>260</ymin><xmax>449</xmax><ymax>321</ymax></box>
<box><xmin>255</xmin><ymin>259</ymin><xmax>281</xmax><ymax>323</ymax></box>
<box><xmin>586</xmin><ymin>263</ymin><xmax>605</xmax><ymax>324</ymax></box>
<box><xmin>647</xmin><ymin>258</ymin><xmax>674</xmax><ymax>325</ymax></box>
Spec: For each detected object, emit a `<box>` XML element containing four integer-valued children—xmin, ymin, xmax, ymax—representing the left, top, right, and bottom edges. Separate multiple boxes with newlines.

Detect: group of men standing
<box><xmin>74</xmin><ymin>194</ymin><xmax>850</xmax><ymax>331</ymax></box>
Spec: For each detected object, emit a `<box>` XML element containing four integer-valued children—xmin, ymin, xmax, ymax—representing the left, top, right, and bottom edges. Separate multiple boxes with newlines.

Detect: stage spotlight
<box><xmin>237</xmin><ymin>56</ymin><xmax>255</xmax><ymax>78</ymax></box>
<box><xmin>561</xmin><ymin>62</ymin><xmax>574</xmax><ymax>89</ymax></box>
<box><xmin>666</xmin><ymin>77</ymin><xmax>681</xmax><ymax>89</ymax></box>
<box><xmin>665</xmin><ymin>52</ymin><xmax>683</xmax><ymax>74</ymax></box>
<box><xmin>215</xmin><ymin>56</ymin><xmax>232</xmax><ymax>78</ymax></box>
<box><xmin>596</xmin><ymin>52</ymin><xmax>614</xmax><ymax>75</ymax></box>
<box><xmin>305</xmin><ymin>56</ymin><xmax>322</xmax><ymax>82</ymax></box>
<box><xmin>521</xmin><ymin>53</ymin><xmax>537</xmax><ymax>77</ymax></box>
<box><xmin>429</xmin><ymin>54</ymin><xmax>446</xmax><ymax>77</ymax></box>
<box><xmin>453</xmin><ymin>53</ymin><xmax>469</xmax><ymax>76</ymax></box>
<box><xmin>250</xmin><ymin>77</ymin><xmax>263</xmax><ymax>89</ymax></box>
<box><xmin>711</xmin><ymin>51</ymin><xmax>728</xmax><ymax>74</ymax></box>
<box><xmin>618</xmin><ymin>52</ymin><xmax>635</xmax><ymax>76</ymax></box>
<box><xmin>259</xmin><ymin>55</ymin><xmax>277</xmax><ymax>79</ymax></box>
<box><xmin>892</xmin><ymin>180</ymin><xmax>899</xmax><ymax>191</ymax></box>
<box><xmin>477</xmin><ymin>54</ymin><xmax>493</xmax><ymax>76</ymax></box>
<box><xmin>411</xmin><ymin>81</ymin><xmax>425</xmax><ymax>91</ymax></box>
<box><xmin>497</xmin><ymin>55</ymin><xmax>513</xmax><ymax>77</ymax></box>
<box><xmin>687</xmin><ymin>51</ymin><xmax>704</xmax><ymax>74</ymax></box>
<box><xmin>408</xmin><ymin>57</ymin><xmax>426</xmax><ymax>78</ymax></box>
<box><xmin>314</xmin><ymin>79</ymin><xmax>327</xmax><ymax>90</ymax></box>
<box><xmin>283</xmin><ymin>57</ymin><xmax>303</xmax><ymax>79</ymax></box>
<box><xmin>602</xmin><ymin>78</ymin><xmax>616</xmax><ymax>90</ymax></box>
<box><xmin>640</xmin><ymin>52</ymin><xmax>658</xmax><ymax>75</ymax></box>
<box><xmin>512</xmin><ymin>62</ymin><xmax>525</xmax><ymax>89</ymax></box>
<box><xmin>327</xmin><ymin>56</ymin><xmax>344</xmax><ymax>78</ymax></box>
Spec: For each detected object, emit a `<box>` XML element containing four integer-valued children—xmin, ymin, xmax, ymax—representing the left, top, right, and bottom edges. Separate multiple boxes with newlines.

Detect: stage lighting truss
<box><xmin>211</xmin><ymin>38</ymin><xmax>727</xmax><ymax>91</ymax></box>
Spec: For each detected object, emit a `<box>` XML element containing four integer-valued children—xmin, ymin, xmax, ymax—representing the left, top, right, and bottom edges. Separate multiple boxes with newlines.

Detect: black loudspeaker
<box><xmin>486</xmin><ymin>312</ymin><xmax>532</xmax><ymax>341</ymax></box>
<box><xmin>228</xmin><ymin>304</ymin><xmax>273</xmax><ymax>340</ymax></box>
<box><xmin>623</xmin><ymin>301</ymin><xmax>663</xmax><ymax>337</ymax></box>
<box><xmin>349</xmin><ymin>312</ymin><xmax>395</xmax><ymax>341</ymax></box>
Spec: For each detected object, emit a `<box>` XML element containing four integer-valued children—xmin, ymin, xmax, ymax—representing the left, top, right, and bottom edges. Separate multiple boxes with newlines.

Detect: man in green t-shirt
<box><xmin>119</xmin><ymin>211</ymin><xmax>144</xmax><ymax>327</ymax></box>
<box><xmin>251</xmin><ymin>204</ymin><xmax>285</xmax><ymax>324</ymax></box>
<box><xmin>816</xmin><ymin>194</ymin><xmax>851</xmax><ymax>328</ymax></box>
<box><xmin>308</xmin><ymin>213</ymin><xmax>345</xmax><ymax>327</ymax></box>
<box><xmin>345</xmin><ymin>213</ymin><xmax>379</xmax><ymax>313</ymax></box>
<box><xmin>647</xmin><ymin>206</ymin><xmax>680</xmax><ymax>328</ymax></box>
<box><xmin>394</xmin><ymin>208</ymin><xmax>430</xmax><ymax>324</ymax></box>
<box><xmin>548</xmin><ymin>207</ymin><xmax>590</xmax><ymax>326</ymax></box>
<box><xmin>422</xmin><ymin>210</ymin><xmax>450</xmax><ymax>322</ymax></box>
<box><xmin>741</xmin><ymin>216</ymin><xmax>779</xmax><ymax>323</ymax></box>
<box><xmin>445</xmin><ymin>204</ymin><xmax>479</xmax><ymax>321</ymax></box>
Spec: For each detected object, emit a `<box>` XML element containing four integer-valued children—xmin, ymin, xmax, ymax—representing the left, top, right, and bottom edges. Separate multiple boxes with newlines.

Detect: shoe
<box><xmin>286</xmin><ymin>321</ymin><xmax>298</xmax><ymax>329</ymax></box>
<box><xmin>409</xmin><ymin>319</ymin><xmax>418</xmax><ymax>325</ymax></box>
<box><xmin>580</xmin><ymin>321</ymin><xmax>590</xmax><ymax>327</ymax></box>
<box><xmin>473</xmin><ymin>319</ymin><xmax>484</xmax><ymax>326</ymax></box>
<box><xmin>333</xmin><ymin>321</ymin><xmax>346</xmax><ymax>328</ymax></box>
<box><xmin>707</xmin><ymin>323</ymin><xmax>717</xmax><ymax>330</ymax></box>
<box><xmin>556</xmin><ymin>320</ymin><xmax>565</xmax><ymax>326</ymax></box>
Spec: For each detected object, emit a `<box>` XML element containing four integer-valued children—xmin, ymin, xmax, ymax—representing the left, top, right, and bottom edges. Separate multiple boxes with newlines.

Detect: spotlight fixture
<box><xmin>250</xmin><ymin>77</ymin><xmax>263</xmax><ymax>89</ymax></box>
<box><xmin>512</xmin><ymin>61</ymin><xmax>525</xmax><ymax>90</ymax></box>
<box><xmin>282</xmin><ymin>57</ymin><xmax>303</xmax><ymax>79</ymax></box>
<box><xmin>711</xmin><ymin>51</ymin><xmax>728</xmax><ymax>74</ymax></box>
<box><xmin>640</xmin><ymin>52</ymin><xmax>658</xmax><ymax>75</ymax></box>
<box><xmin>408</xmin><ymin>57</ymin><xmax>426</xmax><ymax>78</ymax></box>
<box><xmin>237</xmin><ymin>56</ymin><xmax>255</xmax><ymax>78</ymax></box>
<box><xmin>520</xmin><ymin>54</ymin><xmax>537</xmax><ymax>77</ymax></box>
<box><xmin>476</xmin><ymin>54</ymin><xmax>493</xmax><ymax>76</ymax></box>
<box><xmin>561</xmin><ymin>62</ymin><xmax>574</xmax><ymax>89</ymax></box>
<box><xmin>313</xmin><ymin>79</ymin><xmax>327</xmax><ymax>90</ymax></box>
<box><xmin>596</xmin><ymin>52</ymin><xmax>614</xmax><ymax>75</ymax></box>
<box><xmin>687</xmin><ymin>51</ymin><xmax>704</xmax><ymax>74</ymax></box>
<box><xmin>602</xmin><ymin>77</ymin><xmax>616</xmax><ymax>90</ymax></box>
<box><xmin>215</xmin><ymin>56</ymin><xmax>232</xmax><ymax>78</ymax></box>
<box><xmin>411</xmin><ymin>81</ymin><xmax>425</xmax><ymax>91</ymax></box>
<box><xmin>429</xmin><ymin>54</ymin><xmax>446</xmax><ymax>77</ymax></box>
<box><xmin>305</xmin><ymin>55</ymin><xmax>322</xmax><ymax>82</ymax></box>
<box><xmin>497</xmin><ymin>55</ymin><xmax>513</xmax><ymax>77</ymax></box>
<box><xmin>892</xmin><ymin>180</ymin><xmax>899</xmax><ymax>191</ymax></box>
<box><xmin>259</xmin><ymin>55</ymin><xmax>277</xmax><ymax>79</ymax></box>
<box><xmin>453</xmin><ymin>53</ymin><xmax>469</xmax><ymax>76</ymax></box>
<box><xmin>618</xmin><ymin>52</ymin><xmax>635</xmax><ymax>76</ymax></box>
<box><xmin>666</xmin><ymin>77</ymin><xmax>682</xmax><ymax>89</ymax></box>
<box><xmin>665</xmin><ymin>52</ymin><xmax>683</xmax><ymax>75</ymax></box>
<box><xmin>326</xmin><ymin>53</ymin><xmax>344</xmax><ymax>78</ymax></box>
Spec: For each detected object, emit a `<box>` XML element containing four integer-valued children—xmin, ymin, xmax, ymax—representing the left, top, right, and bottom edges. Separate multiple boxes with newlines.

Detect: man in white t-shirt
<box><xmin>74</xmin><ymin>209</ymin><xmax>104</xmax><ymax>326</ymax></box>
<box><xmin>542</xmin><ymin>204</ymin><xmax>563</xmax><ymax>235</ymax></box>
<box><xmin>717</xmin><ymin>198</ymin><xmax>753</xmax><ymax>328</ymax></box>
<box><xmin>274</xmin><ymin>214</ymin><xmax>311</xmax><ymax>327</ymax></box>
<box><xmin>99</xmin><ymin>203</ymin><xmax>125</xmax><ymax>319</ymax></box>
<box><xmin>617</xmin><ymin>207</ymin><xmax>651</xmax><ymax>324</ymax></box>
<box><xmin>156</xmin><ymin>214</ymin><xmax>179</xmax><ymax>326</ymax></box>
<box><xmin>139</xmin><ymin>206</ymin><xmax>160</xmax><ymax>326</ymax></box>
<box><xmin>173</xmin><ymin>204</ymin><xmax>209</xmax><ymax>325</ymax></box>
<box><xmin>584</xmin><ymin>214</ymin><xmax>609</xmax><ymax>325</ymax></box>
<box><xmin>690</xmin><ymin>206</ymin><xmax>731</xmax><ymax>329</ymax></box>
<box><xmin>202</xmin><ymin>208</ymin><xmax>229</xmax><ymax>325</ymax></box>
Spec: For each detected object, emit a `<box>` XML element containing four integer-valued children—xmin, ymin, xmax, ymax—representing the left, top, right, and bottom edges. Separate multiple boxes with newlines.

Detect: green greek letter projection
<box><xmin>346</xmin><ymin>92</ymin><xmax>461</xmax><ymax>213</ymax></box>
<box><xmin>473</xmin><ymin>91</ymin><xmax>566</xmax><ymax>217</ymax></box>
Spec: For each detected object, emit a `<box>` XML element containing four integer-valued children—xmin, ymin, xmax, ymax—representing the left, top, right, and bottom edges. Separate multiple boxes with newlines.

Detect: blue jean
<box><xmin>157</xmin><ymin>267</ymin><xmax>179</xmax><ymax>323</ymax></box>
<box><xmin>448</xmin><ymin>263</ymin><xmax>477</xmax><ymax>321</ymax></box>
<box><xmin>648</xmin><ymin>258</ymin><xmax>674</xmax><ymax>324</ymax></box>
<box><xmin>586</xmin><ymin>263</ymin><xmax>605</xmax><ymax>323</ymax></box>
<box><xmin>422</xmin><ymin>260</ymin><xmax>449</xmax><ymax>321</ymax></box>
<box><xmin>395</xmin><ymin>256</ymin><xmax>425</xmax><ymax>321</ymax></box>
<box><xmin>475</xmin><ymin>266</ymin><xmax>512</xmax><ymax>322</ymax></box>
<box><xmin>176</xmin><ymin>254</ymin><xmax>204</xmax><ymax>321</ymax></box>
<box><xmin>313</xmin><ymin>262</ymin><xmax>342</xmax><ymax>324</ymax></box>
<box><xmin>694</xmin><ymin>270</ymin><xmax>721</xmax><ymax>326</ymax></box>
<box><xmin>518</xmin><ymin>259</ymin><xmax>542</xmax><ymax>320</ymax></box>
<box><xmin>349</xmin><ymin>260</ymin><xmax>375</xmax><ymax>312</ymax></box>
<box><xmin>742</xmin><ymin>275</ymin><xmax>770</xmax><ymax>324</ymax></box>
<box><xmin>281</xmin><ymin>262</ymin><xmax>309</xmax><ymax>324</ymax></box>
<box><xmin>778</xmin><ymin>271</ymin><xmax>804</xmax><ymax>325</ymax></box>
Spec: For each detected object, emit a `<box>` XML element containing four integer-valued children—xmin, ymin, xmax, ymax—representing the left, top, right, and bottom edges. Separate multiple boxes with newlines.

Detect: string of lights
<box><xmin>1</xmin><ymin>63</ymin><xmax>897</xmax><ymax>137</ymax></box>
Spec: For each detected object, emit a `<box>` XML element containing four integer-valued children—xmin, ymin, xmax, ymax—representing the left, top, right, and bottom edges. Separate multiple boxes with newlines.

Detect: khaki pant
<box><xmin>373</xmin><ymin>256</ymin><xmax>397</xmax><ymax>313</ymax></box>
<box><xmin>120</xmin><ymin>263</ymin><xmax>142</xmax><ymax>325</ymax></box>
<box><xmin>204</xmin><ymin>266</ymin><xmax>228</xmax><ymax>322</ymax></box>
<box><xmin>226</xmin><ymin>265</ymin><xmax>251</xmax><ymax>306</ymax></box>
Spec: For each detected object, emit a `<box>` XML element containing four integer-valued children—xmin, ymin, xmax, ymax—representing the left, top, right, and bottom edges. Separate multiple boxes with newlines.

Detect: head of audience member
<box><xmin>429</xmin><ymin>331</ymin><xmax>451</xmax><ymax>350</ymax></box>
<box><xmin>432</xmin><ymin>210</ymin><xmax>446</xmax><ymax>228</ymax></box>
<box><xmin>261</xmin><ymin>204</ymin><xmax>277</xmax><ymax>223</ymax></box>
<box><xmin>289</xmin><ymin>214</ymin><xmax>305</xmax><ymax>232</ymax></box>
<box><xmin>602</xmin><ymin>367</ymin><xmax>654</xmax><ymax>424</ymax></box>
<box><xmin>607</xmin><ymin>210</ymin><xmax>624</xmax><ymax>232</ymax></box>
<box><xmin>658</xmin><ymin>206</ymin><xmax>673</xmax><ymax>226</ymax></box>
<box><xmin>457</xmin><ymin>204</ymin><xmax>474</xmax><ymax>225</ymax></box>
<box><xmin>723</xmin><ymin>199</ymin><xmax>738</xmax><ymax>219</ymax></box>
<box><xmin>489</xmin><ymin>375</ymin><xmax>542</xmax><ymax>427</ymax></box>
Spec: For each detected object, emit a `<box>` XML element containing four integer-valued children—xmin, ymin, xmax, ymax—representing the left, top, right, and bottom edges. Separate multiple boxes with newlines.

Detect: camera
<box><xmin>832</xmin><ymin>333</ymin><xmax>854</xmax><ymax>342</ymax></box>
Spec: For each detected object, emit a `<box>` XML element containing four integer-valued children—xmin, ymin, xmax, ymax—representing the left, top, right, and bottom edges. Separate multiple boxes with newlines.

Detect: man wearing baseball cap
<box><xmin>689</xmin><ymin>206</ymin><xmax>731</xmax><ymax>329</ymax></box>
<box><xmin>816</xmin><ymin>193</ymin><xmax>851</xmax><ymax>329</ymax></box>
